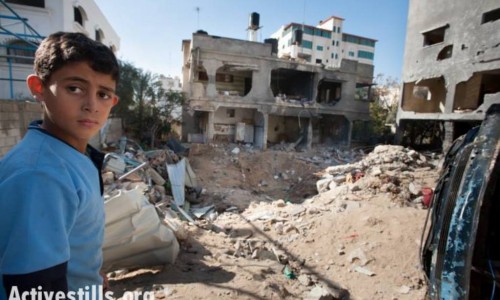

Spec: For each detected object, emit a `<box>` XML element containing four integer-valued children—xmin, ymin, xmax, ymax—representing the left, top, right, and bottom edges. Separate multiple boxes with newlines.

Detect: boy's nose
<box><xmin>82</xmin><ymin>94</ymin><xmax>99</xmax><ymax>112</ymax></box>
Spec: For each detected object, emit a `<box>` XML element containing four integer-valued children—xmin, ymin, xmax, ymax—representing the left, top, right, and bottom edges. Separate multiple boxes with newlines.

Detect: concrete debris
<box><xmin>104</xmin><ymin>153</ymin><xmax>126</xmax><ymax>174</ymax></box>
<box><xmin>304</xmin><ymin>285</ymin><xmax>347</xmax><ymax>300</ymax></box>
<box><xmin>408</xmin><ymin>182</ymin><xmax>422</xmax><ymax>195</ymax></box>
<box><xmin>353</xmin><ymin>266</ymin><xmax>376</xmax><ymax>276</ymax></box>
<box><xmin>317</xmin><ymin>176</ymin><xmax>334</xmax><ymax>193</ymax></box>
<box><xmin>398</xmin><ymin>285</ymin><xmax>411</xmax><ymax>294</ymax></box>
<box><xmin>315</xmin><ymin>145</ymin><xmax>440</xmax><ymax>205</ymax></box>
<box><xmin>347</xmin><ymin>248</ymin><xmax>372</xmax><ymax>266</ymax></box>
<box><xmin>97</xmin><ymin>141</ymin><xmax>435</xmax><ymax>298</ymax></box>
<box><xmin>100</xmin><ymin>138</ymin><xmax>208</xmax><ymax>272</ymax></box>
<box><xmin>274</xmin><ymin>199</ymin><xmax>287</xmax><ymax>207</ymax></box>
<box><xmin>298</xmin><ymin>274</ymin><xmax>313</xmax><ymax>286</ymax></box>
<box><xmin>190</xmin><ymin>204</ymin><xmax>215</xmax><ymax>219</ymax></box>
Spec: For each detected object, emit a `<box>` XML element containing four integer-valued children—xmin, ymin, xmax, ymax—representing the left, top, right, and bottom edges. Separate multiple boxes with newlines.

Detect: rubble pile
<box><xmin>315</xmin><ymin>145</ymin><xmax>440</xmax><ymax>205</ymax></box>
<box><xmin>106</xmin><ymin>143</ymin><xmax>439</xmax><ymax>299</ymax></box>
<box><xmin>100</xmin><ymin>140</ymin><xmax>202</xmax><ymax>272</ymax></box>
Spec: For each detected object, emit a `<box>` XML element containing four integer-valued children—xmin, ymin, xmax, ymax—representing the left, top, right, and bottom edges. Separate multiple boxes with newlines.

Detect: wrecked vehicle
<box><xmin>421</xmin><ymin>104</ymin><xmax>500</xmax><ymax>299</ymax></box>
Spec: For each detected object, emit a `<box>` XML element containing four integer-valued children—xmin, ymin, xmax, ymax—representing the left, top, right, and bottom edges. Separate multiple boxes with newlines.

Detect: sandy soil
<box><xmin>107</xmin><ymin>144</ymin><xmax>439</xmax><ymax>300</ymax></box>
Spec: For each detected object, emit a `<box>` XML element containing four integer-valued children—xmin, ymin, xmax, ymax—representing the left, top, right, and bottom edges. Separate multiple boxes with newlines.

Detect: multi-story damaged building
<box><xmin>181</xmin><ymin>14</ymin><xmax>377</xmax><ymax>149</ymax></box>
<box><xmin>396</xmin><ymin>0</ymin><xmax>500</xmax><ymax>151</ymax></box>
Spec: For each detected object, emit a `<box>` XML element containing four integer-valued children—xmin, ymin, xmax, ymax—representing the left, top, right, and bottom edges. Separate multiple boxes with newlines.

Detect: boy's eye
<box><xmin>67</xmin><ymin>86</ymin><xmax>83</xmax><ymax>93</ymax></box>
<box><xmin>98</xmin><ymin>91</ymin><xmax>112</xmax><ymax>100</ymax></box>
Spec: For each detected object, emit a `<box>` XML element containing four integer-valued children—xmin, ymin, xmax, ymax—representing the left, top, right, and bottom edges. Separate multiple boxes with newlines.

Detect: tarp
<box><xmin>167</xmin><ymin>158</ymin><xmax>186</xmax><ymax>206</ymax></box>
<box><xmin>102</xmin><ymin>188</ymin><xmax>179</xmax><ymax>271</ymax></box>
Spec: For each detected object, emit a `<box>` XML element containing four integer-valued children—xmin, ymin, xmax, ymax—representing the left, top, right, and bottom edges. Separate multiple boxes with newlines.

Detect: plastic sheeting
<box><xmin>167</xmin><ymin>158</ymin><xmax>186</xmax><ymax>206</ymax></box>
<box><xmin>102</xmin><ymin>188</ymin><xmax>179</xmax><ymax>271</ymax></box>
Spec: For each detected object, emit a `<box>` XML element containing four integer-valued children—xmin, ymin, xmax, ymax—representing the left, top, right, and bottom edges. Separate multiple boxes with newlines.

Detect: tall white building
<box><xmin>159</xmin><ymin>75</ymin><xmax>182</xmax><ymax>92</ymax></box>
<box><xmin>158</xmin><ymin>75</ymin><xmax>182</xmax><ymax>120</ymax></box>
<box><xmin>271</xmin><ymin>15</ymin><xmax>376</xmax><ymax>69</ymax></box>
<box><xmin>0</xmin><ymin>0</ymin><xmax>120</xmax><ymax>99</ymax></box>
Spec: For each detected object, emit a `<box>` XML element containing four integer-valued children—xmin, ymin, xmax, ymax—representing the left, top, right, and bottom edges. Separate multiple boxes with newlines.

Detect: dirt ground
<box><xmin>107</xmin><ymin>143</ymin><xmax>440</xmax><ymax>300</ymax></box>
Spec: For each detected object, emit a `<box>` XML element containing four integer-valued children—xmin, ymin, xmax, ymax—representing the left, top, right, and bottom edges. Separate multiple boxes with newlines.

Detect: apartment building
<box><xmin>159</xmin><ymin>75</ymin><xmax>182</xmax><ymax>92</ymax></box>
<box><xmin>181</xmin><ymin>13</ymin><xmax>375</xmax><ymax>149</ymax></box>
<box><xmin>396</xmin><ymin>0</ymin><xmax>500</xmax><ymax>150</ymax></box>
<box><xmin>270</xmin><ymin>16</ymin><xmax>376</xmax><ymax>69</ymax></box>
<box><xmin>0</xmin><ymin>0</ymin><xmax>120</xmax><ymax>99</ymax></box>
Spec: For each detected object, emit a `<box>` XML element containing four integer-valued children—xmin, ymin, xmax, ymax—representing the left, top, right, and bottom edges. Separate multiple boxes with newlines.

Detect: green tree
<box><xmin>113</xmin><ymin>60</ymin><xmax>139</xmax><ymax>118</ymax></box>
<box><xmin>369</xmin><ymin>74</ymin><xmax>401</xmax><ymax>141</ymax></box>
<box><xmin>114</xmin><ymin>60</ymin><xmax>185</xmax><ymax>148</ymax></box>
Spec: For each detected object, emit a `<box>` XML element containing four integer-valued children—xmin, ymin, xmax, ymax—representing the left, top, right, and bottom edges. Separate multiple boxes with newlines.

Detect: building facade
<box><xmin>396</xmin><ymin>0</ymin><xmax>500</xmax><ymax>151</ymax></box>
<box><xmin>181</xmin><ymin>20</ymin><xmax>375</xmax><ymax>149</ymax></box>
<box><xmin>270</xmin><ymin>16</ymin><xmax>376</xmax><ymax>69</ymax></box>
<box><xmin>0</xmin><ymin>0</ymin><xmax>120</xmax><ymax>100</ymax></box>
<box><xmin>159</xmin><ymin>75</ymin><xmax>182</xmax><ymax>92</ymax></box>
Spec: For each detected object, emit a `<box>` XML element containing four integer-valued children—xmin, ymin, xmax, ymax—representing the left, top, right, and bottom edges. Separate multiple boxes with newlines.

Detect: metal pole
<box><xmin>7</xmin><ymin>58</ymin><xmax>13</xmax><ymax>99</ymax></box>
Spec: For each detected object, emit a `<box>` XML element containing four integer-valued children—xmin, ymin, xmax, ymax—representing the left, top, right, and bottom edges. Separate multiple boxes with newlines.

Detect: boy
<box><xmin>0</xmin><ymin>32</ymin><xmax>119</xmax><ymax>299</ymax></box>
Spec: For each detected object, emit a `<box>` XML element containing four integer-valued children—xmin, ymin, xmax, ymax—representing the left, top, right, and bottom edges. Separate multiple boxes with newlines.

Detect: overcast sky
<box><xmin>95</xmin><ymin>0</ymin><xmax>409</xmax><ymax>81</ymax></box>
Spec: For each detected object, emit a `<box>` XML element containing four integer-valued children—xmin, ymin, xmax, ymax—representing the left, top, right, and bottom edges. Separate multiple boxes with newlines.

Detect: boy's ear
<box><xmin>112</xmin><ymin>95</ymin><xmax>119</xmax><ymax>106</ymax></box>
<box><xmin>26</xmin><ymin>75</ymin><xmax>44</xmax><ymax>101</ymax></box>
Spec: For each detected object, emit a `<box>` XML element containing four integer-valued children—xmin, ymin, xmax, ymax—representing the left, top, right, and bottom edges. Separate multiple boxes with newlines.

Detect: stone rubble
<box><xmin>104</xmin><ymin>143</ymin><xmax>438</xmax><ymax>299</ymax></box>
<box><xmin>315</xmin><ymin>145</ymin><xmax>440</xmax><ymax>206</ymax></box>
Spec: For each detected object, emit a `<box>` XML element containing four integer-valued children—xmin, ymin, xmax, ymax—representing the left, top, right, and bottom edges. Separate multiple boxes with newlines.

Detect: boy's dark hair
<box><xmin>34</xmin><ymin>31</ymin><xmax>120</xmax><ymax>83</ymax></box>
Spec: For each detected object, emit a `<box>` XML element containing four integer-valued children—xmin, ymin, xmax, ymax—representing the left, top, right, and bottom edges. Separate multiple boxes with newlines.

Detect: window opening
<box><xmin>482</xmin><ymin>8</ymin><xmax>500</xmax><ymax>23</ymax></box>
<box><xmin>422</xmin><ymin>25</ymin><xmax>448</xmax><ymax>46</ymax></box>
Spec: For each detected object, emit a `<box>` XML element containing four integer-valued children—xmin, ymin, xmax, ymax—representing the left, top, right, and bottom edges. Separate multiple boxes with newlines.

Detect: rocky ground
<box><xmin>105</xmin><ymin>143</ymin><xmax>441</xmax><ymax>300</ymax></box>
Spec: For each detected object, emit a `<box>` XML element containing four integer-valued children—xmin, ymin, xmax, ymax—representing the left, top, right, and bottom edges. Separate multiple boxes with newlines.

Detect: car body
<box><xmin>421</xmin><ymin>104</ymin><xmax>500</xmax><ymax>299</ymax></box>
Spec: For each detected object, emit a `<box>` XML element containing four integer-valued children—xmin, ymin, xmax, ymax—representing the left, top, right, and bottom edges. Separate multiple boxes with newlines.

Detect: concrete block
<box><xmin>26</xmin><ymin>103</ymin><xmax>42</xmax><ymax>112</ymax></box>
<box><xmin>2</xmin><ymin>121</ymin><xmax>18</xmax><ymax>130</ymax></box>
<box><xmin>2</xmin><ymin>136</ymin><xmax>19</xmax><ymax>146</ymax></box>
<box><xmin>7</xmin><ymin>128</ymin><xmax>20</xmax><ymax>137</ymax></box>
<box><xmin>2</xmin><ymin>102</ymin><xmax>19</xmax><ymax>112</ymax></box>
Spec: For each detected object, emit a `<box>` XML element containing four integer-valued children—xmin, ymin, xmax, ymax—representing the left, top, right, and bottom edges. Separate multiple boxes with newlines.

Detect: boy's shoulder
<box><xmin>1</xmin><ymin>128</ymin><xmax>83</xmax><ymax>175</ymax></box>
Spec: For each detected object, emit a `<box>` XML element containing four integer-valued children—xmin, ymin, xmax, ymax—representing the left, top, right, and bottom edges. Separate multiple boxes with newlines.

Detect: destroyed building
<box><xmin>181</xmin><ymin>13</ymin><xmax>377</xmax><ymax>149</ymax></box>
<box><xmin>0</xmin><ymin>0</ymin><xmax>120</xmax><ymax>100</ymax></box>
<box><xmin>395</xmin><ymin>0</ymin><xmax>500</xmax><ymax>151</ymax></box>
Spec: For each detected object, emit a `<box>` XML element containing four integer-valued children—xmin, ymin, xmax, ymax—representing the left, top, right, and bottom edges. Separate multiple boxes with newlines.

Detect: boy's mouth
<box><xmin>78</xmin><ymin>119</ymin><xmax>99</xmax><ymax>127</ymax></box>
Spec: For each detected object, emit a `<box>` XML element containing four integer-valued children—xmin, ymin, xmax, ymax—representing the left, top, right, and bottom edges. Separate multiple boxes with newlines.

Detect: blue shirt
<box><xmin>0</xmin><ymin>122</ymin><xmax>104</xmax><ymax>299</ymax></box>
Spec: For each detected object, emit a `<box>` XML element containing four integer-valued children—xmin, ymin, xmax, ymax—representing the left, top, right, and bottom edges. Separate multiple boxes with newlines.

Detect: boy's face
<box><xmin>28</xmin><ymin>61</ymin><xmax>119</xmax><ymax>152</ymax></box>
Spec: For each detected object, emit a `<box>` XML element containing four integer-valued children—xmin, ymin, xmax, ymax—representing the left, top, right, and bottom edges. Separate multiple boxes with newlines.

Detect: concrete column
<box><xmin>206</xmin><ymin>111</ymin><xmax>215</xmax><ymax>143</ymax></box>
<box><xmin>442</xmin><ymin>121</ymin><xmax>454</xmax><ymax>153</ymax></box>
<box><xmin>312</xmin><ymin>73</ymin><xmax>322</xmax><ymax>103</ymax></box>
<box><xmin>346</xmin><ymin>120</ymin><xmax>353</xmax><ymax>147</ymax></box>
<box><xmin>204</xmin><ymin>61</ymin><xmax>221</xmax><ymax>98</ymax></box>
<box><xmin>444</xmin><ymin>79</ymin><xmax>457</xmax><ymax>114</ymax></box>
<box><xmin>394</xmin><ymin>123</ymin><xmax>403</xmax><ymax>145</ymax></box>
<box><xmin>262</xmin><ymin>113</ymin><xmax>269</xmax><ymax>150</ymax></box>
<box><xmin>252</xmin><ymin>63</ymin><xmax>274</xmax><ymax>100</ymax></box>
<box><xmin>306</xmin><ymin>118</ymin><xmax>313</xmax><ymax>150</ymax></box>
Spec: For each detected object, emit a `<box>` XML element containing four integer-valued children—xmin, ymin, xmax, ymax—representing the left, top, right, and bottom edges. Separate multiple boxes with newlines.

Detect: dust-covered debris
<box><xmin>105</xmin><ymin>143</ymin><xmax>439</xmax><ymax>300</ymax></box>
<box><xmin>315</xmin><ymin>145</ymin><xmax>440</xmax><ymax>206</ymax></box>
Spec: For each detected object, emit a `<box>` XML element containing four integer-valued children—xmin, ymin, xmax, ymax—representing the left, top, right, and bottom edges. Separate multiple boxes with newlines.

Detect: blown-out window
<box><xmin>482</xmin><ymin>8</ymin><xmax>500</xmax><ymax>23</ymax></box>
<box><xmin>422</xmin><ymin>25</ymin><xmax>448</xmax><ymax>46</ymax></box>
